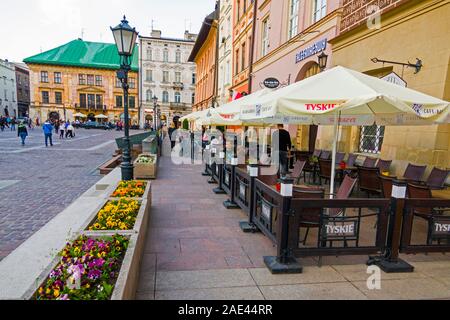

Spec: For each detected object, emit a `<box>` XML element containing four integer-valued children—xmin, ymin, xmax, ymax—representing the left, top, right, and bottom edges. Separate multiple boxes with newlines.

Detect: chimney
<box><xmin>151</xmin><ymin>30</ymin><xmax>162</xmax><ymax>38</ymax></box>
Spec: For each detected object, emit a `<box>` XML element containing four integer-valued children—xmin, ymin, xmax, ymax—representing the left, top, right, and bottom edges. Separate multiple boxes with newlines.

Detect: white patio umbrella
<box><xmin>240</xmin><ymin>66</ymin><xmax>449</xmax><ymax>196</ymax></box>
<box><xmin>73</xmin><ymin>112</ymin><xmax>87</xmax><ymax>118</ymax></box>
<box><xmin>95</xmin><ymin>114</ymin><xmax>108</xmax><ymax>119</ymax></box>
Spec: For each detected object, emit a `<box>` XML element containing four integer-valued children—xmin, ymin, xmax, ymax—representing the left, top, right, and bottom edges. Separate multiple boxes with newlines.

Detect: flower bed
<box><xmin>111</xmin><ymin>181</ymin><xmax>147</xmax><ymax>198</ymax></box>
<box><xmin>89</xmin><ymin>199</ymin><xmax>141</xmax><ymax>231</ymax></box>
<box><xmin>134</xmin><ymin>153</ymin><xmax>158</xmax><ymax>180</ymax></box>
<box><xmin>35</xmin><ymin>235</ymin><xmax>129</xmax><ymax>300</ymax></box>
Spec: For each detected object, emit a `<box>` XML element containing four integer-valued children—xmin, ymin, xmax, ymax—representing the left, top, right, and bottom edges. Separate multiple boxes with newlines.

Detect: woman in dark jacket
<box><xmin>18</xmin><ymin>121</ymin><xmax>28</xmax><ymax>146</ymax></box>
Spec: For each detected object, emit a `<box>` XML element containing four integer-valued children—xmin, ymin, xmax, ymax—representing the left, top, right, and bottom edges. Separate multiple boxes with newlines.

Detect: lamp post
<box><xmin>318</xmin><ymin>52</ymin><xmax>329</xmax><ymax>72</ymax></box>
<box><xmin>152</xmin><ymin>95</ymin><xmax>158</xmax><ymax>131</ymax></box>
<box><xmin>111</xmin><ymin>16</ymin><xmax>139</xmax><ymax>181</ymax></box>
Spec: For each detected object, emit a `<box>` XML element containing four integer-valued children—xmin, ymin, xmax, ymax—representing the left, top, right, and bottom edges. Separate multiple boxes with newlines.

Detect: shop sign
<box><xmin>263</xmin><ymin>78</ymin><xmax>280</xmax><ymax>89</ymax></box>
<box><xmin>261</xmin><ymin>202</ymin><xmax>272</xmax><ymax>222</ymax></box>
<box><xmin>321</xmin><ymin>220</ymin><xmax>358</xmax><ymax>241</ymax></box>
<box><xmin>295</xmin><ymin>38</ymin><xmax>327</xmax><ymax>63</ymax></box>
<box><xmin>430</xmin><ymin>216</ymin><xmax>450</xmax><ymax>240</ymax></box>
<box><xmin>224</xmin><ymin>173</ymin><xmax>230</xmax><ymax>186</ymax></box>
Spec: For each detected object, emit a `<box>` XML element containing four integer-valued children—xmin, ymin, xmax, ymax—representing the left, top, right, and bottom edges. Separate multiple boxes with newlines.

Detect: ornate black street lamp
<box><xmin>111</xmin><ymin>16</ymin><xmax>139</xmax><ymax>181</ymax></box>
<box><xmin>152</xmin><ymin>95</ymin><xmax>158</xmax><ymax>131</ymax></box>
<box><xmin>318</xmin><ymin>51</ymin><xmax>329</xmax><ymax>72</ymax></box>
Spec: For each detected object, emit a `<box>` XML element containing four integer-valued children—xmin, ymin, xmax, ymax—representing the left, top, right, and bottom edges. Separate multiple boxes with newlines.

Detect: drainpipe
<box><xmin>247</xmin><ymin>0</ymin><xmax>258</xmax><ymax>94</ymax></box>
<box><xmin>213</xmin><ymin>0</ymin><xmax>221</xmax><ymax>108</ymax></box>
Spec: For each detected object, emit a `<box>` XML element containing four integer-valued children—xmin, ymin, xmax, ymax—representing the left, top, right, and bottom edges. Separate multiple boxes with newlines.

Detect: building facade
<box><xmin>24</xmin><ymin>39</ymin><xmax>139</xmax><ymax>124</ymax></box>
<box><xmin>217</xmin><ymin>0</ymin><xmax>234</xmax><ymax>105</ymax></box>
<box><xmin>251</xmin><ymin>0</ymin><xmax>341</xmax><ymax>149</ymax></box>
<box><xmin>0</xmin><ymin>59</ymin><xmax>18</xmax><ymax>118</ymax></box>
<box><xmin>189</xmin><ymin>10</ymin><xmax>219</xmax><ymax>112</ymax></box>
<box><xmin>139</xmin><ymin>30</ymin><xmax>197</xmax><ymax>128</ymax></box>
<box><xmin>324</xmin><ymin>0</ymin><xmax>450</xmax><ymax>177</ymax></box>
<box><xmin>230</xmin><ymin>0</ymin><xmax>256</xmax><ymax>97</ymax></box>
<box><xmin>14</xmin><ymin>63</ymin><xmax>30</xmax><ymax>117</ymax></box>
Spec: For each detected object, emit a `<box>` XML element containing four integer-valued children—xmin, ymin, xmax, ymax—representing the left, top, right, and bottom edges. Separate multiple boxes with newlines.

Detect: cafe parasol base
<box><xmin>202</xmin><ymin>172</ymin><xmax>211</xmax><ymax>177</ymax></box>
<box><xmin>264</xmin><ymin>256</ymin><xmax>303</xmax><ymax>275</ymax></box>
<box><xmin>213</xmin><ymin>187</ymin><xmax>226</xmax><ymax>194</ymax></box>
<box><xmin>223</xmin><ymin>200</ymin><xmax>240</xmax><ymax>209</ymax></box>
<box><xmin>239</xmin><ymin>221</ymin><xmax>259</xmax><ymax>233</ymax></box>
<box><xmin>368</xmin><ymin>257</ymin><xmax>414</xmax><ymax>273</ymax></box>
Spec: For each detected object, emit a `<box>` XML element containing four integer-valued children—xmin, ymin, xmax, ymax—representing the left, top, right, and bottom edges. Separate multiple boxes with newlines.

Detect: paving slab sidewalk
<box><xmin>136</xmin><ymin>157</ymin><xmax>450</xmax><ymax>300</ymax></box>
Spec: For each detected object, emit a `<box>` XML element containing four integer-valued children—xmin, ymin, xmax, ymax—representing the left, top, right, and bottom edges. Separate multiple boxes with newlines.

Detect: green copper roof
<box><xmin>23</xmin><ymin>39</ymin><xmax>139</xmax><ymax>71</ymax></box>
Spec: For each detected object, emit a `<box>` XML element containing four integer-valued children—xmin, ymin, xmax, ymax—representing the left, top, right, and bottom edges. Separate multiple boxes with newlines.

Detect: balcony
<box><xmin>169</xmin><ymin>102</ymin><xmax>187</xmax><ymax>111</ymax></box>
<box><xmin>173</xmin><ymin>82</ymin><xmax>184</xmax><ymax>90</ymax></box>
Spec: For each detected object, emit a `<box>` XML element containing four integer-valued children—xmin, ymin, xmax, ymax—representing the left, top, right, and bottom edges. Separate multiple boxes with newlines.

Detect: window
<box><xmin>79</xmin><ymin>74</ymin><xmax>86</xmax><ymax>85</ymax></box>
<box><xmin>261</xmin><ymin>18</ymin><xmax>270</xmax><ymax>56</ymax></box>
<box><xmin>191</xmin><ymin>92</ymin><xmax>195</xmax><ymax>104</ymax></box>
<box><xmin>115</xmin><ymin>77</ymin><xmax>122</xmax><ymax>88</ymax></box>
<box><xmin>237</xmin><ymin>0</ymin><xmax>241</xmax><ymax>21</ymax></box>
<box><xmin>359</xmin><ymin>125</ymin><xmax>385</xmax><ymax>154</ymax></box>
<box><xmin>174</xmin><ymin>92</ymin><xmax>181</xmax><ymax>103</ymax></box>
<box><xmin>175</xmin><ymin>72</ymin><xmax>181</xmax><ymax>83</ymax></box>
<box><xmin>87</xmin><ymin>94</ymin><xmax>95</xmax><ymax>108</ymax></box>
<box><xmin>146</xmin><ymin>89</ymin><xmax>153</xmax><ymax>102</ymax></box>
<box><xmin>41</xmin><ymin>71</ymin><xmax>49</xmax><ymax>83</ymax></box>
<box><xmin>42</xmin><ymin>91</ymin><xmax>49</xmax><ymax>104</ymax></box>
<box><xmin>96</xmin><ymin>95</ymin><xmax>103</xmax><ymax>109</ymax></box>
<box><xmin>162</xmin><ymin>91</ymin><xmax>169</xmax><ymax>103</ymax></box>
<box><xmin>87</xmin><ymin>75</ymin><xmax>94</xmax><ymax>86</ymax></box>
<box><xmin>54</xmin><ymin>72</ymin><xmax>62</xmax><ymax>84</ymax></box>
<box><xmin>129</xmin><ymin>78</ymin><xmax>136</xmax><ymax>89</ymax></box>
<box><xmin>192</xmin><ymin>73</ymin><xmax>196</xmax><ymax>85</ymax></box>
<box><xmin>115</xmin><ymin>96</ymin><xmax>123</xmax><ymax>108</ymax></box>
<box><xmin>55</xmin><ymin>92</ymin><xmax>62</xmax><ymax>104</ymax></box>
<box><xmin>225</xmin><ymin>60</ymin><xmax>231</xmax><ymax>85</ymax></box>
<box><xmin>146</xmin><ymin>70</ymin><xmax>153</xmax><ymax>81</ymax></box>
<box><xmin>79</xmin><ymin>94</ymin><xmax>87</xmax><ymax>108</ymax></box>
<box><xmin>313</xmin><ymin>0</ymin><xmax>327</xmax><ymax>23</ymax></box>
<box><xmin>288</xmin><ymin>0</ymin><xmax>299</xmax><ymax>39</ymax></box>
<box><xmin>129</xmin><ymin>96</ymin><xmax>136</xmax><ymax>108</ymax></box>
<box><xmin>241</xmin><ymin>42</ymin><xmax>246</xmax><ymax>71</ymax></box>
<box><xmin>235</xmin><ymin>49</ymin><xmax>239</xmax><ymax>75</ymax></box>
<box><xmin>95</xmin><ymin>75</ymin><xmax>102</xmax><ymax>86</ymax></box>
<box><xmin>147</xmin><ymin>48</ymin><xmax>152</xmax><ymax>60</ymax></box>
<box><xmin>163</xmin><ymin>49</ymin><xmax>169</xmax><ymax>62</ymax></box>
<box><xmin>175</xmin><ymin>51</ymin><xmax>181</xmax><ymax>63</ymax></box>
<box><xmin>163</xmin><ymin>71</ymin><xmax>169</xmax><ymax>83</ymax></box>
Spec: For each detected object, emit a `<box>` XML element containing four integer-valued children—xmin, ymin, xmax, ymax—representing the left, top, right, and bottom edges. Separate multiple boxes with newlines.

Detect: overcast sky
<box><xmin>1</xmin><ymin>0</ymin><xmax>214</xmax><ymax>62</ymax></box>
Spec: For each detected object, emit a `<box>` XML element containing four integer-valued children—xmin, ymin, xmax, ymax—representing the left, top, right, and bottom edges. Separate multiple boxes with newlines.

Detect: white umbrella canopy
<box><xmin>241</xmin><ymin>66</ymin><xmax>449</xmax><ymax>126</ymax></box>
<box><xmin>73</xmin><ymin>113</ymin><xmax>87</xmax><ymax>118</ymax></box>
<box><xmin>95</xmin><ymin>114</ymin><xmax>109</xmax><ymax>119</ymax></box>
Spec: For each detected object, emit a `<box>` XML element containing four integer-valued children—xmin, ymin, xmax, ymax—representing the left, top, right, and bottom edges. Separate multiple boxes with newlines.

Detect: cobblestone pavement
<box><xmin>0</xmin><ymin>127</ymin><xmax>136</xmax><ymax>261</ymax></box>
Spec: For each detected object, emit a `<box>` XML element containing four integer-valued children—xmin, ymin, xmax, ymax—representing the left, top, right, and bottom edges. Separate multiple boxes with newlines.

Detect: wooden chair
<box><xmin>335</xmin><ymin>152</ymin><xmax>346</xmax><ymax>165</ymax></box>
<box><xmin>289</xmin><ymin>160</ymin><xmax>306</xmax><ymax>185</ymax></box>
<box><xmin>347</xmin><ymin>153</ymin><xmax>358</xmax><ymax>167</ymax></box>
<box><xmin>318</xmin><ymin>159</ymin><xmax>332</xmax><ymax>185</ymax></box>
<box><xmin>327</xmin><ymin>175</ymin><xmax>358</xmax><ymax>217</ymax></box>
<box><xmin>357</xmin><ymin>166</ymin><xmax>382</xmax><ymax>197</ymax></box>
<box><xmin>313</xmin><ymin>149</ymin><xmax>322</xmax><ymax>158</ymax></box>
<box><xmin>377</xmin><ymin>159</ymin><xmax>392</xmax><ymax>172</ymax></box>
<box><xmin>320</xmin><ymin>150</ymin><xmax>331</xmax><ymax>160</ymax></box>
<box><xmin>363</xmin><ymin>157</ymin><xmax>377</xmax><ymax>168</ymax></box>
<box><xmin>294</xmin><ymin>187</ymin><xmax>325</xmax><ymax>245</ymax></box>
<box><xmin>379</xmin><ymin>174</ymin><xmax>396</xmax><ymax>198</ymax></box>
<box><xmin>426</xmin><ymin>167</ymin><xmax>449</xmax><ymax>190</ymax></box>
<box><xmin>404</xmin><ymin>163</ymin><xmax>427</xmax><ymax>182</ymax></box>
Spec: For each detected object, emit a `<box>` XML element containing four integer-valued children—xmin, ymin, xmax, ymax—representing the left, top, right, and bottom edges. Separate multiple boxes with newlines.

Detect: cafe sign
<box><xmin>430</xmin><ymin>216</ymin><xmax>450</xmax><ymax>240</ymax></box>
<box><xmin>239</xmin><ymin>183</ymin><xmax>246</xmax><ymax>199</ymax></box>
<box><xmin>263</xmin><ymin>78</ymin><xmax>280</xmax><ymax>89</ymax></box>
<box><xmin>321</xmin><ymin>220</ymin><xmax>358</xmax><ymax>241</ymax></box>
<box><xmin>295</xmin><ymin>38</ymin><xmax>327</xmax><ymax>64</ymax></box>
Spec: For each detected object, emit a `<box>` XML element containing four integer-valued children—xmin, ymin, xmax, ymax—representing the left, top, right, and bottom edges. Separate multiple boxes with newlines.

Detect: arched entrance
<box><xmin>48</xmin><ymin>111</ymin><xmax>60</xmax><ymax>122</ymax></box>
<box><xmin>295</xmin><ymin>61</ymin><xmax>321</xmax><ymax>152</ymax></box>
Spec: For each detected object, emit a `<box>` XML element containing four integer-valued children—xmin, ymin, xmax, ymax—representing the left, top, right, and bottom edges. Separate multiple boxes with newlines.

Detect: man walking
<box><xmin>17</xmin><ymin>121</ymin><xmax>28</xmax><ymax>146</ymax></box>
<box><xmin>42</xmin><ymin>120</ymin><xmax>54</xmax><ymax>147</ymax></box>
<box><xmin>272</xmin><ymin>124</ymin><xmax>292</xmax><ymax>176</ymax></box>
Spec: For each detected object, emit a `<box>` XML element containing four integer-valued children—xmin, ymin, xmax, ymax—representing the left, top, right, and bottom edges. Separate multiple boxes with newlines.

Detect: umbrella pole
<box><xmin>329</xmin><ymin>112</ymin><xmax>341</xmax><ymax>199</ymax></box>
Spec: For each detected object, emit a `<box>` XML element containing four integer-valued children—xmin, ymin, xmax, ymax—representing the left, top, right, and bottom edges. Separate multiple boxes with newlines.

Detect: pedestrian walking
<box><xmin>67</xmin><ymin>123</ymin><xmax>75</xmax><ymax>138</ymax></box>
<box><xmin>55</xmin><ymin>121</ymin><xmax>60</xmax><ymax>134</ymax></box>
<box><xmin>59</xmin><ymin>123</ymin><xmax>65</xmax><ymax>139</ymax></box>
<box><xmin>0</xmin><ymin>117</ymin><xmax>5</xmax><ymax>132</ymax></box>
<box><xmin>42</xmin><ymin>120</ymin><xmax>54</xmax><ymax>147</ymax></box>
<box><xmin>10</xmin><ymin>117</ymin><xmax>16</xmax><ymax>131</ymax></box>
<box><xmin>17</xmin><ymin>121</ymin><xmax>28</xmax><ymax>146</ymax></box>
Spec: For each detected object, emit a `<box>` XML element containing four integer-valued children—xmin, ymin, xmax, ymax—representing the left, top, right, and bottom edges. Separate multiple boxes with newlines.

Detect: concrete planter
<box><xmin>110</xmin><ymin>180</ymin><xmax>152</xmax><ymax>205</ymax></box>
<box><xmin>133</xmin><ymin>154</ymin><xmax>158</xmax><ymax>180</ymax></box>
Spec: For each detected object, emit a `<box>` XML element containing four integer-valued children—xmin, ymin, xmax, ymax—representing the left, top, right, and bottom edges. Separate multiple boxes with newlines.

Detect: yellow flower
<box><xmin>54</xmin><ymin>289</ymin><xmax>60</xmax><ymax>298</ymax></box>
<box><xmin>46</xmin><ymin>288</ymin><xmax>51</xmax><ymax>295</ymax></box>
